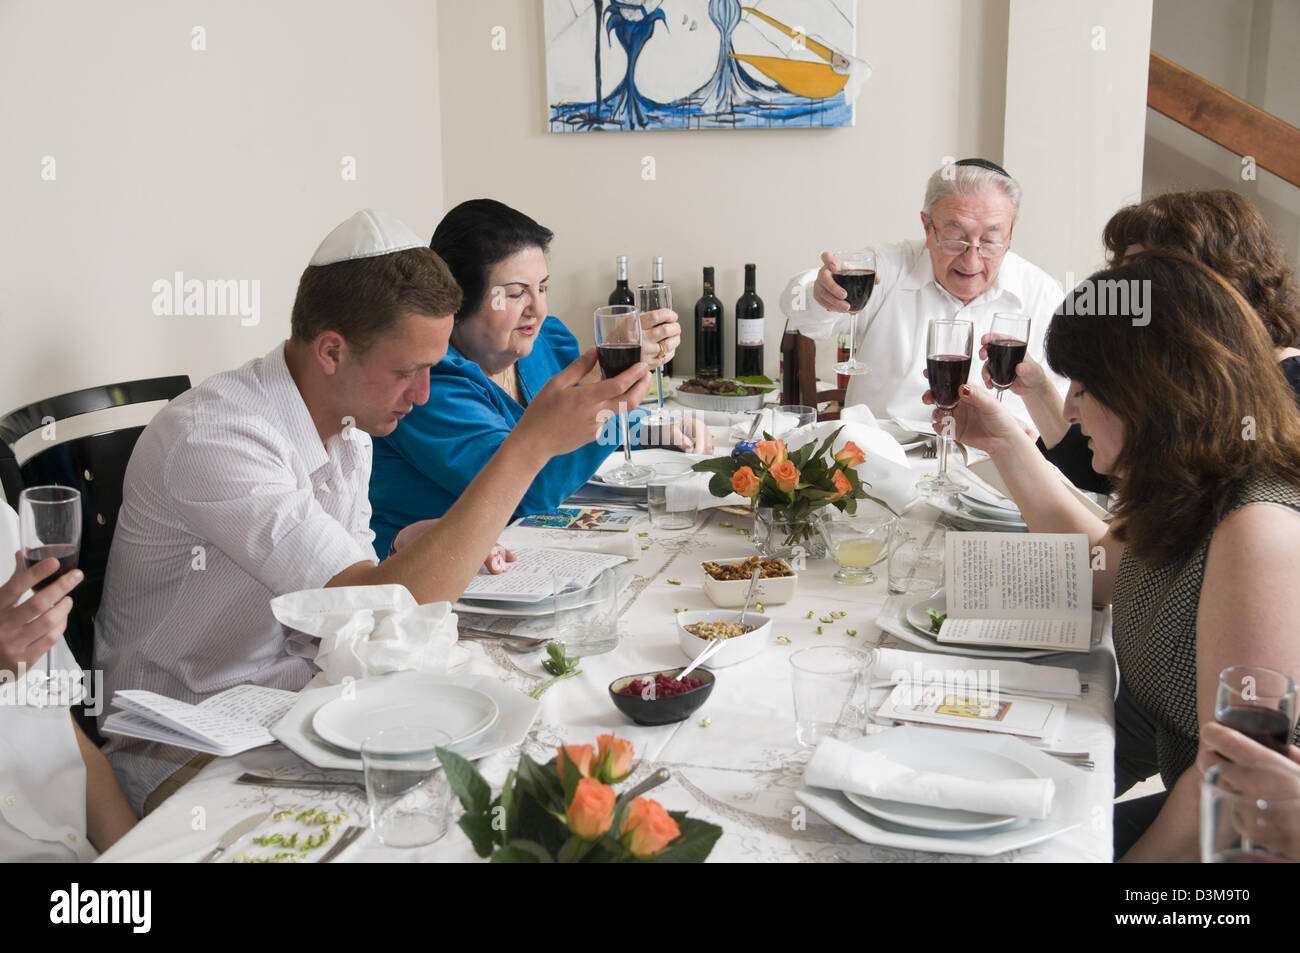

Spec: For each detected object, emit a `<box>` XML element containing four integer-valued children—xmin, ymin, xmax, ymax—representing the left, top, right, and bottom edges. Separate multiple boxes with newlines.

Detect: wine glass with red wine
<box><xmin>18</xmin><ymin>485</ymin><xmax>82</xmax><ymax>677</ymax></box>
<box><xmin>986</xmin><ymin>313</ymin><xmax>1031</xmax><ymax>402</ymax></box>
<box><xmin>831</xmin><ymin>250</ymin><xmax>875</xmax><ymax>377</ymax></box>
<box><xmin>1216</xmin><ymin>665</ymin><xmax>1298</xmax><ymax>753</ymax></box>
<box><xmin>594</xmin><ymin>305</ymin><xmax>654</xmax><ymax>487</ymax></box>
<box><xmin>917</xmin><ymin>319</ymin><xmax>973</xmax><ymax>499</ymax></box>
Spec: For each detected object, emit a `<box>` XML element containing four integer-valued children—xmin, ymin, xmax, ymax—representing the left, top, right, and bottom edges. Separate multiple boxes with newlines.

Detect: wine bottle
<box><xmin>694</xmin><ymin>266</ymin><xmax>722</xmax><ymax>379</ymax></box>
<box><xmin>652</xmin><ymin>256</ymin><xmax>673</xmax><ymax>378</ymax></box>
<box><xmin>735</xmin><ymin>263</ymin><xmax>764</xmax><ymax>378</ymax></box>
<box><xmin>779</xmin><ymin>319</ymin><xmax>803</xmax><ymax>405</ymax></box>
<box><xmin>607</xmin><ymin>255</ymin><xmax>634</xmax><ymax>307</ymax></box>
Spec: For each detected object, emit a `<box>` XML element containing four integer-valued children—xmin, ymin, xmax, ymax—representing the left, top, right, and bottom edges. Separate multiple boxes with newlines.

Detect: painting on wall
<box><xmin>544</xmin><ymin>0</ymin><xmax>865</xmax><ymax>131</ymax></box>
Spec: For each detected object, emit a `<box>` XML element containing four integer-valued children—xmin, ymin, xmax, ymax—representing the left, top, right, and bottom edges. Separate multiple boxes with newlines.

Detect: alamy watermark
<box><xmin>152</xmin><ymin>272</ymin><xmax>260</xmax><ymax>327</ymax></box>
<box><xmin>0</xmin><ymin>664</ymin><xmax>103</xmax><ymax>716</ymax></box>
<box><xmin>1061</xmin><ymin>272</ymin><xmax>1150</xmax><ymax>326</ymax></box>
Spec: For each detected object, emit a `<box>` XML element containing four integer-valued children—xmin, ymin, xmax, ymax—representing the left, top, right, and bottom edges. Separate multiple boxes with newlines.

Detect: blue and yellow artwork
<box><xmin>545</xmin><ymin>0</ymin><xmax>866</xmax><ymax>131</ymax></box>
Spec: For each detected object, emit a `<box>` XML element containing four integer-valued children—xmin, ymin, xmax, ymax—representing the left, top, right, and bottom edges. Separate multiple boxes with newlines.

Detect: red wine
<box><xmin>986</xmin><ymin>340</ymin><xmax>1028</xmax><ymax>388</ymax></box>
<box><xmin>1217</xmin><ymin>706</ymin><xmax>1292</xmax><ymax>752</ymax></box>
<box><xmin>607</xmin><ymin>255</ymin><xmax>635</xmax><ymax>307</ymax></box>
<box><xmin>735</xmin><ymin>263</ymin><xmax>764</xmax><ymax>377</ymax></box>
<box><xmin>23</xmin><ymin>544</ymin><xmax>79</xmax><ymax>589</ymax></box>
<box><xmin>832</xmin><ymin>269</ymin><xmax>876</xmax><ymax>313</ymax></box>
<box><xmin>926</xmin><ymin>354</ymin><xmax>971</xmax><ymax>408</ymax></box>
<box><xmin>597</xmin><ymin>343</ymin><xmax>641</xmax><ymax>379</ymax></box>
<box><xmin>694</xmin><ymin>266</ymin><xmax>722</xmax><ymax>379</ymax></box>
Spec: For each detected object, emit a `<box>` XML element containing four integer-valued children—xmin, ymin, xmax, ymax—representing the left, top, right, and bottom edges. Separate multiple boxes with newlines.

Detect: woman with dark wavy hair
<box><xmin>927</xmin><ymin>253</ymin><xmax>1300</xmax><ymax>861</ymax></box>
<box><xmin>987</xmin><ymin>189</ymin><xmax>1300</xmax><ymax>493</ymax></box>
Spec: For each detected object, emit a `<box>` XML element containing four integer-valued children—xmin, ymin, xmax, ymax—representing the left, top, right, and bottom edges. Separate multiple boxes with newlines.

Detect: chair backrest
<box><xmin>791</xmin><ymin>333</ymin><xmax>846</xmax><ymax>421</ymax></box>
<box><xmin>0</xmin><ymin>376</ymin><xmax>191</xmax><ymax>671</ymax></box>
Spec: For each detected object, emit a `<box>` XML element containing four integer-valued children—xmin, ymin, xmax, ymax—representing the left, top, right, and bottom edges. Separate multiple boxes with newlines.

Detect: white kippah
<box><xmin>309</xmin><ymin>209</ymin><xmax>425</xmax><ymax>266</ymax></box>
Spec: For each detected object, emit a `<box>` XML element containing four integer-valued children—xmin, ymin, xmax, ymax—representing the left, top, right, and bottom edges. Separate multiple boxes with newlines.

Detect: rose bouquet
<box><xmin>438</xmin><ymin>734</ymin><xmax>722</xmax><ymax>862</ymax></box>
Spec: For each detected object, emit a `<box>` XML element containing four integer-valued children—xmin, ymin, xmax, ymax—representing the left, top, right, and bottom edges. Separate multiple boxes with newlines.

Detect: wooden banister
<box><xmin>1147</xmin><ymin>52</ymin><xmax>1300</xmax><ymax>188</ymax></box>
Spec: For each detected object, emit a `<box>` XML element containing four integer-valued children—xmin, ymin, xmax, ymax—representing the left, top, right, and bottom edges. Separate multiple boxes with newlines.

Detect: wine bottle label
<box><xmin>737</xmin><ymin>319</ymin><xmax>764</xmax><ymax>344</ymax></box>
<box><xmin>701</xmin><ymin>316</ymin><xmax>717</xmax><ymax>328</ymax></box>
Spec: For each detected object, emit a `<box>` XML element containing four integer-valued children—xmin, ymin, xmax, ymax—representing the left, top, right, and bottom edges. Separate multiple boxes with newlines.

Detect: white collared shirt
<box><xmin>781</xmin><ymin>239</ymin><xmax>1067</xmax><ymax>427</ymax></box>
<box><xmin>0</xmin><ymin>501</ymin><xmax>96</xmax><ymax>862</ymax></box>
<box><xmin>96</xmin><ymin>343</ymin><xmax>378</xmax><ymax>811</ymax></box>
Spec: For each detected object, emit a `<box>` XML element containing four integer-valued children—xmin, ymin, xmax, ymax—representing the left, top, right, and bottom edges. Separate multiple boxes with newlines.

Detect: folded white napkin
<box><xmin>666</xmin><ymin>471</ymin><xmax>745</xmax><ymax>512</ymax></box>
<box><xmin>784</xmin><ymin>405</ymin><xmax>918</xmax><ymax>514</ymax></box>
<box><xmin>805</xmin><ymin>736</ymin><xmax>1056</xmax><ymax>820</ymax></box>
<box><xmin>728</xmin><ymin>408</ymin><xmax>803</xmax><ymax>441</ymax></box>
<box><xmin>271</xmin><ymin>585</ymin><xmax>464</xmax><ymax>685</ymax></box>
<box><xmin>873</xmin><ymin>646</ymin><xmax>1082</xmax><ymax>699</ymax></box>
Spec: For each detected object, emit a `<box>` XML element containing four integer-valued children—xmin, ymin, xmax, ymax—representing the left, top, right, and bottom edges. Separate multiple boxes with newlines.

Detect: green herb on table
<box><xmin>667</xmin><ymin>578</ymin><xmax>681</xmax><ymax>585</ymax></box>
<box><xmin>777</xmin><ymin>635</ymin><xmax>792</xmax><ymax>645</ymax></box>
<box><xmin>846</xmin><ymin>629</ymin><xmax>858</xmax><ymax>637</ymax></box>
<box><xmin>700</xmin><ymin>717</ymin><xmax>712</xmax><ymax>727</ymax></box>
<box><xmin>927</xmin><ymin>609</ymin><xmax>947</xmax><ymax>635</ymax></box>
<box><xmin>532</xmin><ymin>642</ymin><xmax>582</xmax><ymax>698</ymax></box>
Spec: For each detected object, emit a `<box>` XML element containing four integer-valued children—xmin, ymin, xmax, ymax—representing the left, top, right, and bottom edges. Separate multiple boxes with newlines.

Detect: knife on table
<box><xmin>197</xmin><ymin>810</ymin><xmax>272</xmax><ymax>863</ymax></box>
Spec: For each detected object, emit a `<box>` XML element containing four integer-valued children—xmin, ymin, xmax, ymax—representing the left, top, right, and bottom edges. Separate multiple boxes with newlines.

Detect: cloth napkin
<box><xmin>784</xmin><ymin>405</ymin><xmax>918</xmax><ymax>514</ymax></box>
<box><xmin>727</xmin><ymin>408</ymin><xmax>804</xmax><ymax>441</ymax></box>
<box><xmin>873</xmin><ymin>646</ymin><xmax>1083</xmax><ymax>699</ymax></box>
<box><xmin>665</xmin><ymin>472</ymin><xmax>745</xmax><ymax>512</ymax></box>
<box><xmin>270</xmin><ymin>585</ymin><xmax>465</xmax><ymax>684</ymax></box>
<box><xmin>805</xmin><ymin>736</ymin><xmax>1056</xmax><ymax>820</ymax></box>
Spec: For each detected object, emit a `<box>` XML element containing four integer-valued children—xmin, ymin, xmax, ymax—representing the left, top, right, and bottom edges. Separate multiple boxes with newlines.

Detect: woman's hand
<box><xmin>1197</xmin><ymin>722</ymin><xmax>1300</xmax><ymax>860</ymax></box>
<box><xmin>640</xmin><ymin>309</ymin><xmax>681</xmax><ymax>369</ymax></box>
<box><xmin>977</xmin><ymin>334</ymin><xmax>1051</xmax><ymax>397</ymax></box>
<box><xmin>482</xmin><ymin>542</ymin><xmax>517</xmax><ymax>575</ymax></box>
<box><xmin>670</xmin><ymin>417</ymin><xmax>714</xmax><ymax>454</ymax></box>
<box><xmin>0</xmin><ymin>553</ymin><xmax>82</xmax><ymax>673</ymax></box>
<box><xmin>921</xmin><ymin>377</ymin><xmax>1027</xmax><ymax>455</ymax></box>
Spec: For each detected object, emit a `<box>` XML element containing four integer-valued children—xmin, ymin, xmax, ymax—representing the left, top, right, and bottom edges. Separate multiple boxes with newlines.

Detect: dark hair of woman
<box><xmin>1102</xmin><ymin>189</ymin><xmax>1300</xmax><ymax>350</ymax></box>
<box><xmin>429</xmin><ymin>199</ymin><xmax>554</xmax><ymax>321</ymax></box>
<box><xmin>1045</xmin><ymin>252</ymin><xmax>1300</xmax><ymax>565</ymax></box>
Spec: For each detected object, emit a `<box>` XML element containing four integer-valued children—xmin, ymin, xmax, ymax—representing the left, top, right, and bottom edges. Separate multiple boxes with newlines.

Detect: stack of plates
<box><xmin>930</xmin><ymin>485</ymin><xmax>1028</xmax><ymax>530</ymax></box>
<box><xmin>895</xmin><ymin>595</ymin><xmax>1056</xmax><ymax>660</ymax></box>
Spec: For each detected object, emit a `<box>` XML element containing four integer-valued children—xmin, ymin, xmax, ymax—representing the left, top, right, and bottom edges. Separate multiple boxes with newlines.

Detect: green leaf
<box><xmin>646</xmin><ymin>815</ymin><xmax>724</xmax><ymax>863</ymax></box>
<box><xmin>559</xmin><ymin>748</ymin><xmax>584</xmax><ymax>804</ymax></box>
<box><xmin>498</xmin><ymin>769</ymin><xmax>516</xmax><ymax>839</ymax></box>
<box><xmin>458</xmin><ymin>812</ymin><xmax>498</xmax><ymax>858</ymax></box>
<box><xmin>691</xmin><ymin>456</ymin><xmax>737</xmax><ymax>474</ymax></box>
<box><xmin>734</xmin><ymin>375</ymin><xmax>775</xmax><ymax>386</ymax></box>
<box><xmin>437</xmin><ymin>746</ymin><xmax>491</xmax><ymax>816</ymax></box>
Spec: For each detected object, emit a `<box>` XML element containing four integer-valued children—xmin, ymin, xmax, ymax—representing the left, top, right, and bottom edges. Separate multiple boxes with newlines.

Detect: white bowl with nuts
<box><xmin>676</xmin><ymin>609</ymin><xmax>773</xmax><ymax>668</ymax></box>
<box><xmin>700</xmin><ymin>556</ymin><xmax>798</xmax><ymax>608</ymax></box>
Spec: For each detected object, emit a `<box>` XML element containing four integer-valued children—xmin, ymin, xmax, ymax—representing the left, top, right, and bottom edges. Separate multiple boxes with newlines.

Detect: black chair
<box><xmin>0</xmin><ymin>376</ymin><xmax>190</xmax><ymax>694</ymax></box>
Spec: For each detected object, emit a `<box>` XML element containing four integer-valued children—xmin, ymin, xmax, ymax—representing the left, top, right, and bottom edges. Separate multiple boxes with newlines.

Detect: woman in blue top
<box><xmin>369</xmin><ymin>199</ymin><xmax>712</xmax><ymax>556</ymax></box>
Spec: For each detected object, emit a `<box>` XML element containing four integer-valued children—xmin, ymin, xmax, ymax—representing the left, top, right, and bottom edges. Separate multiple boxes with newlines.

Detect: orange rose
<box><xmin>567</xmin><ymin>777</ymin><xmax>616</xmax><ymax>840</ymax></box>
<box><xmin>596</xmin><ymin>734</ymin><xmax>636</xmax><ymax>783</ymax></box>
<box><xmin>828</xmin><ymin>468</ymin><xmax>852</xmax><ymax>501</ymax></box>
<box><xmin>834</xmin><ymin>441</ymin><xmax>866</xmax><ymax>467</ymax></box>
<box><xmin>730</xmin><ymin>466</ymin><xmax>761</xmax><ymax>499</ymax></box>
<box><xmin>753</xmin><ymin>439</ymin><xmax>787</xmax><ymax>468</ymax></box>
<box><xmin>556</xmin><ymin>744</ymin><xmax>595</xmax><ymax>780</ymax></box>
<box><xmin>771</xmin><ymin>460</ymin><xmax>801</xmax><ymax>493</ymax></box>
<box><xmin>620</xmin><ymin>797</ymin><xmax>681</xmax><ymax>859</ymax></box>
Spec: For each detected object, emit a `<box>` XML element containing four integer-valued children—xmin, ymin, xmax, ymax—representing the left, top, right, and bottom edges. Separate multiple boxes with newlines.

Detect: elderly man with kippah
<box><xmin>782</xmin><ymin>159</ymin><xmax>1067</xmax><ymax>427</ymax></box>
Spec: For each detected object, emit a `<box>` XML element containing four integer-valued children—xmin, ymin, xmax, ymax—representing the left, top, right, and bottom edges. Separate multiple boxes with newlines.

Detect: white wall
<box><xmin>1145</xmin><ymin>0</ymin><xmax>1300</xmax><ymax>263</ymax></box>
<box><xmin>0</xmin><ymin>0</ymin><xmax>445</xmax><ymax>416</ymax></box>
<box><xmin>436</xmin><ymin>0</ymin><xmax>1013</xmax><ymax>379</ymax></box>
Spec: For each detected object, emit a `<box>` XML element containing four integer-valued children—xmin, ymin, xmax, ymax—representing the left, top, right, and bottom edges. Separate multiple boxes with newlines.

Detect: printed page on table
<box><xmin>461</xmin><ymin>547</ymin><xmax>627</xmax><ymax>601</ymax></box>
<box><xmin>875</xmin><ymin>683</ymin><xmax>1066</xmax><ymax>740</ymax></box>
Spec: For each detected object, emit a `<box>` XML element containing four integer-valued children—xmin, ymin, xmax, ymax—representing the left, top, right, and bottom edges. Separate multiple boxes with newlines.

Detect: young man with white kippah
<box><xmin>95</xmin><ymin>210</ymin><xmax>653</xmax><ymax>813</ymax></box>
<box><xmin>781</xmin><ymin>159</ymin><xmax>1067</xmax><ymax>428</ymax></box>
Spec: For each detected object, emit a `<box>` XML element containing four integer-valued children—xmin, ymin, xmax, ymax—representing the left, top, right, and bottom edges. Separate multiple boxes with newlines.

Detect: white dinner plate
<box><xmin>311</xmin><ymin>677</ymin><xmax>498</xmax><ymax>754</ymax></box>
<box><xmin>843</xmin><ymin>742</ymin><xmax>1040</xmax><ymax>832</ymax></box>
<box><xmin>593</xmin><ymin>449</ymin><xmax>708</xmax><ymax>484</ymax></box>
<box><xmin>929</xmin><ymin>493</ymin><xmax>1028</xmax><ymax>531</ymax></box>
<box><xmin>273</xmin><ymin>673</ymin><xmax>539</xmax><ymax>771</ymax></box>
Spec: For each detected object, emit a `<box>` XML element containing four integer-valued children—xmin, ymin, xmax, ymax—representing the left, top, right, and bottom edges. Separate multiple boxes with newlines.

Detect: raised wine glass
<box><xmin>1215</xmin><ymin>665</ymin><xmax>1298</xmax><ymax>753</ymax></box>
<box><xmin>593</xmin><ymin>304</ymin><xmax>654</xmax><ymax>487</ymax></box>
<box><xmin>18</xmin><ymin>485</ymin><xmax>82</xmax><ymax>677</ymax></box>
<box><xmin>636</xmin><ymin>282</ymin><xmax>674</xmax><ymax>443</ymax></box>
<box><xmin>917</xmin><ymin>319</ymin><xmax>973</xmax><ymax>499</ymax></box>
<box><xmin>986</xmin><ymin>313</ymin><xmax>1031</xmax><ymax>402</ymax></box>
<box><xmin>831</xmin><ymin>250</ymin><xmax>876</xmax><ymax>377</ymax></box>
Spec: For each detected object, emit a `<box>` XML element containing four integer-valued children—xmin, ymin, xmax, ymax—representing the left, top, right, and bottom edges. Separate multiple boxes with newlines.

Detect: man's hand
<box><xmin>813</xmin><ymin>252</ymin><xmax>882</xmax><ymax>313</ymax></box>
<box><xmin>516</xmin><ymin>348</ymin><xmax>651</xmax><ymax>457</ymax></box>
<box><xmin>640</xmin><ymin>308</ymin><xmax>681</xmax><ymax>369</ymax></box>
<box><xmin>0</xmin><ymin>552</ymin><xmax>82</xmax><ymax>672</ymax></box>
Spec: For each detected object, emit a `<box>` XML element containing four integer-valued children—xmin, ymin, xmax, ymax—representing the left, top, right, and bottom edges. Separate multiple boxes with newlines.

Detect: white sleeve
<box><xmin>780</xmin><ymin>268</ymin><xmax>849</xmax><ymax>341</ymax></box>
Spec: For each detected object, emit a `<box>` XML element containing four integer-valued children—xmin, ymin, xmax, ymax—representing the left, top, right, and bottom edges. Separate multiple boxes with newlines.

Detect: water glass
<box><xmin>553</xmin><ymin>567</ymin><xmax>621</xmax><ymax>656</ymax></box>
<box><xmin>789</xmin><ymin>646</ymin><xmax>875</xmax><ymax>746</ymax></box>
<box><xmin>361</xmin><ymin>727</ymin><xmax>453</xmax><ymax>848</ymax></box>
<box><xmin>887</xmin><ymin>519</ymin><xmax>946</xmax><ymax>595</ymax></box>
<box><xmin>1202</xmin><ymin>760</ymin><xmax>1300</xmax><ymax>863</ymax></box>
<box><xmin>647</xmin><ymin>462</ymin><xmax>697</xmax><ymax>530</ymax></box>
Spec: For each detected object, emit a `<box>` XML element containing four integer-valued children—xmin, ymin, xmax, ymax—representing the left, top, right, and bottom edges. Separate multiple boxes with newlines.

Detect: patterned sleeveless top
<box><xmin>1112</xmin><ymin>474</ymin><xmax>1300</xmax><ymax>788</ymax></box>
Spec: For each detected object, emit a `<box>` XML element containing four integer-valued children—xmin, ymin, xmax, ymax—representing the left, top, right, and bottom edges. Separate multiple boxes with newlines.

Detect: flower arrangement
<box><xmin>438</xmin><ymin>734</ymin><xmax>722</xmax><ymax>862</ymax></box>
<box><xmin>692</xmin><ymin>427</ymin><xmax>887</xmax><ymax>550</ymax></box>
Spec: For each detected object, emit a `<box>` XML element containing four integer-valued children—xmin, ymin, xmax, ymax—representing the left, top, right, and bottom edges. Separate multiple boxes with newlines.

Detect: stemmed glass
<box><xmin>917</xmin><ymin>319</ymin><xmax>973</xmax><ymax>498</ymax></box>
<box><xmin>1215</xmin><ymin>665</ymin><xmax>1298</xmax><ymax>753</ymax></box>
<box><xmin>818</xmin><ymin>507</ymin><xmax>894</xmax><ymax>585</ymax></box>
<box><xmin>18</xmin><ymin>485</ymin><xmax>82</xmax><ymax>677</ymax></box>
<box><xmin>831</xmin><ymin>250</ymin><xmax>876</xmax><ymax>377</ymax></box>
<box><xmin>593</xmin><ymin>305</ymin><xmax>654</xmax><ymax>486</ymax></box>
<box><xmin>986</xmin><ymin>313</ymin><xmax>1031</xmax><ymax>402</ymax></box>
<box><xmin>636</xmin><ymin>282</ymin><xmax>673</xmax><ymax>418</ymax></box>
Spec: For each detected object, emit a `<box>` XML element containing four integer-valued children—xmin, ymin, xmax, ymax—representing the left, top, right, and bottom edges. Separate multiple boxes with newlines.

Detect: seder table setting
<box><xmin>97</xmin><ymin>408</ymin><xmax>1118</xmax><ymax>864</ymax></box>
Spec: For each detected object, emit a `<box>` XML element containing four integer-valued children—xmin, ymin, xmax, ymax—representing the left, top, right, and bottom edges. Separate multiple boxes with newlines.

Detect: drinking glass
<box><xmin>789</xmin><ymin>646</ymin><xmax>875</xmax><ymax>746</ymax></box>
<box><xmin>362</xmin><ymin>727</ymin><xmax>453</xmax><ymax>848</ymax></box>
<box><xmin>18</xmin><ymin>485</ymin><xmax>82</xmax><ymax>677</ymax></box>
<box><xmin>831</xmin><ymin>251</ymin><xmax>876</xmax><ymax>377</ymax></box>
<box><xmin>646</xmin><ymin>462</ymin><xmax>696</xmax><ymax>530</ymax></box>
<box><xmin>1202</xmin><ymin>761</ymin><xmax>1300</xmax><ymax>863</ymax></box>
<box><xmin>986</xmin><ymin>313</ymin><xmax>1031</xmax><ymax>402</ymax></box>
<box><xmin>636</xmin><ymin>283</ymin><xmax>673</xmax><ymax>422</ymax></box>
<box><xmin>553</xmin><ymin>567</ymin><xmax>620</xmax><ymax>656</ymax></box>
<box><xmin>817</xmin><ymin>507</ymin><xmax>893</xmax><ymax>585</ymax></box>
<box><xmin>1215</xmin><ymin>665</ymin><xmax>1298</xmax><ymax>753</ymax></box>
<box><xmin>594</xmin><ymin>304</ymin><xmax>653</xmax><ymax>486</ymax></box>
<box><xmin>917</xmin><ymin>319</ymin><xmax>974</xmax><ymax>499</ymax></box>
<box><xmin>887</xmin><ymin>518</ymin><xmax>946</xmax><ymax>594</ymax></box>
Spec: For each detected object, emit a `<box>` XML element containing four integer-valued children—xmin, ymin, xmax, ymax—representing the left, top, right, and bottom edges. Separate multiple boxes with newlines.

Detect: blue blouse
<box><xmin>368</xmin><ymin>317</ymin><xmax>647</xmax><ymax>556</ymax></box>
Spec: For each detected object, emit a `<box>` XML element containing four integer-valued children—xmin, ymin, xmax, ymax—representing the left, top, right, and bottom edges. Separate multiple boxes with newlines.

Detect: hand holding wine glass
<box><xmin>830</xmin><ymin>250</ymin><xmax>876</xmax><ymax>377</ymax></box>
<box><xmin>636</xmin><ymin>283</ymin><xmax>675</xmax><ymax>420</ymax></box>
<box><xmin>984</xmin><ymin>313</ymin><xmax>1031</xmax><ymax>402</ymax></box>
<box><xmin>0</xmin><ymin>551</ymin><xmax>82</xmax><ymax>673</ymax></box>
<box><xmin>594</xmin><ymin>305</ymin><xmax>655</xmax><ymax>486</ymax></box>
<box><xmin>916</xmin><ymin>319</ymin><xmax>974</xmax><ymax>498</ymax></box>
<box><xmin>18</xmin><ymin>486</ymin><xmax>82</xmax><ymax>675</ymax></box>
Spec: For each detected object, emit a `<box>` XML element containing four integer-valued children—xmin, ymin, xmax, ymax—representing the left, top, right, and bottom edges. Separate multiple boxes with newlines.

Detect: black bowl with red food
<box><xmin>608</xmin><ymin>668</ymin><xmax>716</xmax><ymax>726</ymax></box>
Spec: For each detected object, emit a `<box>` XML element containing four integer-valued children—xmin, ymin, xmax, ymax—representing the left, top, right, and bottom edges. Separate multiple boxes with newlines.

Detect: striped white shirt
<box><xmin>96</xmin><ymin>343</ymin><xmax>377</xmax><ymax>811</ymax></box>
